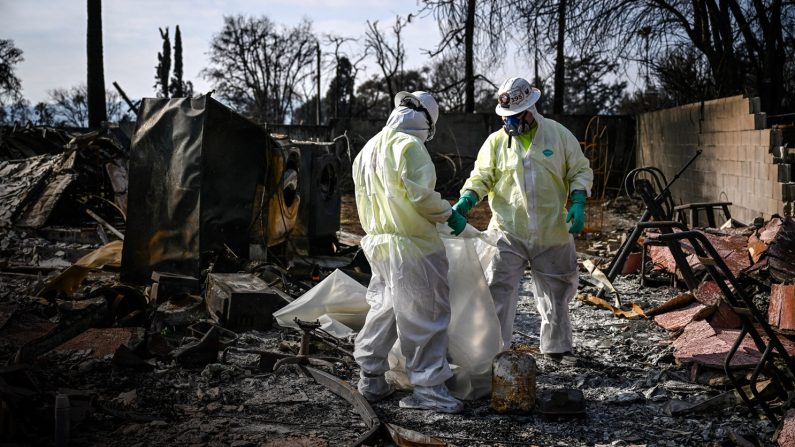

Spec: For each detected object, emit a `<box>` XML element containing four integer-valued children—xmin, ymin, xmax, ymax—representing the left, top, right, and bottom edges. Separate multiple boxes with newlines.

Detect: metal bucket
<box><xmin>491</xmin><ymin>350</ymin><xmax>537</xmax><ymax>413</ymax></box>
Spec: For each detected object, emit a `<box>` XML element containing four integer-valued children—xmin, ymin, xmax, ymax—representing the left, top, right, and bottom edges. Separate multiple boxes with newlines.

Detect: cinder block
<box><xmin>749</xmin><ymin>97</ymin><xmax>762</xmax><ymax>114</ymax></box>
<box><xmin>755</xmin><ymin>113</ymin><xmax>767</xmax><ymax>130</ymax></box>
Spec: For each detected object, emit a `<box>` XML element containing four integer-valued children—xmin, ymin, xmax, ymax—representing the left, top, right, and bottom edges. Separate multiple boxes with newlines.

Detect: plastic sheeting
<box><xmin>387</xmin><ymin>224</ymin><xmax>502</xmax><ymax>399</ymax></box>
<box><xmin>273</xmin><ymin>269</ymin><xmax>369</xmax><ymax>338</ymax></box>
<box><xmin>275</xmin><ymin>225</ymin><xmax>502</xmax><ymax>400</ymax></box>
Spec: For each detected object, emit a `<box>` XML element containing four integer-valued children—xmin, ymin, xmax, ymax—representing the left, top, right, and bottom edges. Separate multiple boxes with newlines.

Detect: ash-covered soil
<box><xmin>1</xmin><ymin>197</ymin><xmax>778</xmax><ymax>446</ymax></box>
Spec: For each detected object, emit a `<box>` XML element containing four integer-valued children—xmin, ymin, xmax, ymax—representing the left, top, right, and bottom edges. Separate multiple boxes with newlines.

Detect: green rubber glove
<box><xmin>566</xmin><ymin>190</ymin><xmax>587</xmax><ymax>234</ymax></box>
<box><xmin>447</xmin><ymin>209</ymin><xmax>467</xmax><ymax>236</ymax></box>
<box><xmin>452</xmin><ymin>190</ymin><xmax>479</xmax><ymax>218</ymax></box>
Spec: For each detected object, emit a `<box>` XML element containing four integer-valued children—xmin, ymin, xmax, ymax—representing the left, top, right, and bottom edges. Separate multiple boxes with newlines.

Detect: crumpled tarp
<box><xmin>274</xmin><ymin>269</ymin><xmax>369</xmax><ymax>337</ymax></box>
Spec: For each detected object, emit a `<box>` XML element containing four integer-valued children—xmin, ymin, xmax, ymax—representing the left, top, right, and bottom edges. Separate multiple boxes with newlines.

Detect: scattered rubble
<box><xmin>2</xmin><ymin>113</ymin><xmax>794</xmax><ymax>446</ymax></box>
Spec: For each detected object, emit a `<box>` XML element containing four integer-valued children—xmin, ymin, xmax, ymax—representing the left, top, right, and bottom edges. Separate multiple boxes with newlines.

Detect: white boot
<box><xmin>357</xmin><ymin>372</ymin><xmax>394</xmax><ymax>402</ymax></box>
<box><xmin>399</xmin><ymin>384</ymin><xmax>463</xmax><ymax>413</ymax></box>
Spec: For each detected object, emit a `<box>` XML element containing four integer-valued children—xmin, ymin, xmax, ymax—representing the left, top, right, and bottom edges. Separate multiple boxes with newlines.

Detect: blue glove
<box><xmin>566</xmin><ymin>190</ymin><xmax>587</xmax><ymax>234</ymax></box>
<box><xmin>452</xmin><ymin>190</ymin><xmax>479</xmax><ymax>217</ymax></box>
<box><xmin>447</xmin><ymin>209</ymin><xmax>467</xmax><ymax>236</ymax></box>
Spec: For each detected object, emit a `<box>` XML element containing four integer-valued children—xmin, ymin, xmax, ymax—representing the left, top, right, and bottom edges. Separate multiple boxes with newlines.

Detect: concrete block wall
<box><xmin>637</xmin><ymin>95</ymin><xmax>777</xmax><ymax>224</ymax></box>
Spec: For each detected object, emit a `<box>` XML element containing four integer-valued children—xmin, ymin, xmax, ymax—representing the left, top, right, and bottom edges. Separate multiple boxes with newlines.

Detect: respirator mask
<box><xmin>503</xmin><ymin>110</ymin><xmax>530</xmax><ymax>137</ymax></box>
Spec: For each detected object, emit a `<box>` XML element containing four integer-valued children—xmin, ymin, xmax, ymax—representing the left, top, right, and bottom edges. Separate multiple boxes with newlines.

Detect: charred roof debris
<box><xmin>1</xmin><ymin>95</ymin><xmax>795</xmax><ymax>446</ymax></box>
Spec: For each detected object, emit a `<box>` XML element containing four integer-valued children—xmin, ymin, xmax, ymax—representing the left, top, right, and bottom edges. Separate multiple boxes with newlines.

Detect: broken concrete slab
<box><xmin>14</xmin><ymin>296</ymin><xmax>108</xmax><ymax>363</ymax></box>
<box><xmin>776</xmin><ymin>408</ymin><xmax>795</xmax><ymax>447</ymax></box>
<box><xmin>759</xmin><ymin>217</ymin><xmax>783</xmax><ymax>244</ymax></box>
<box><xmin>693</xmin><ymin>280</ymin><xmax>741</xmax><ymax>330</ymax></box>
<box><xmin>768</xmin><ymin>218</ymin><xmax>795</xmax><ymax>282</ymax></box>
<box><xmin>648</xmin><ymin>231</ymin><xmax>750</xmax><ymax>278</ymax></box>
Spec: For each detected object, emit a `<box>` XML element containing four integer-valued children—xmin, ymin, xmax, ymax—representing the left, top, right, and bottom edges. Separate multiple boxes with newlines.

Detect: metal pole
<box><xmin>316</xmin><ymin>43</ymin><xmax>321</xmax><ymax>126</ymax></box>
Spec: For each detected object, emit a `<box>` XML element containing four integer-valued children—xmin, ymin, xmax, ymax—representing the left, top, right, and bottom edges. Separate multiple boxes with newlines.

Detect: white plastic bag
<box><xmin>387</xmin><ymin>224</ymin><xmax>503</xmax><ymax>400</ymax></box>
<box><xmin>273</xmin><ymin>269</ymin><xmax>368</xmax><ymax>338</ymax></box>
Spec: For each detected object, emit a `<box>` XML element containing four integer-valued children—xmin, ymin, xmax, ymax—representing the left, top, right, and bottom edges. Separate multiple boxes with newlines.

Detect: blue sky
<box><xmin>1</xmin><ymin>0</ymin><xmax>526</xmax><ymax>105</ymax></box>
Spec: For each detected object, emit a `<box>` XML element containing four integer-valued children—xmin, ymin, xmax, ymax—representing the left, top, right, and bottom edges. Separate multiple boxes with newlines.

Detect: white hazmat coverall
<box><xmin>352</xmin><ymin>104</ymin><xmax>461</xmax><ymax>413</ymax></box>
<box><xmin>462</xmin><ymin>108</ymin><xmax>593</xmax><ymax>353</ymax></box>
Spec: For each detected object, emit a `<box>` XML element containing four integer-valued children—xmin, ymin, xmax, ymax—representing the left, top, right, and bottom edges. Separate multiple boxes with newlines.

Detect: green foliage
<box><xmin>293</xmin><ymin>55</ymin><xmax>357</xmax><ymax>124</ymax></box>
<box><xmin>154</xmin><ymin>27</ymin><xmax>171</xmax><ymax>98</ymax></box>
<box><xmin>169</xmin><ymin>25</ymin><xmax>193</xmax><ymax>98</ymax></box>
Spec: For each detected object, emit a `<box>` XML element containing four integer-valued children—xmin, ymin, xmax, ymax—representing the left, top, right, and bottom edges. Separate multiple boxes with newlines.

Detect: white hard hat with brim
<box><xmin>494</xmin><ymin>77</ymin><xmax>541</xmax><ymax>117</ymax></box>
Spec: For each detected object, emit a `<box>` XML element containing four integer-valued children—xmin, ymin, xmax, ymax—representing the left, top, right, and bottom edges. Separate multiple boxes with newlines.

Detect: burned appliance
<box><xmin>206</xmin><ymin>273</ymin><xmax>292</xmax><ymax>332</ymax></box>
<box><xmin>292</xmin><ymin>140</ymin><xmax>342</xmax><ymax>255</ymax></box>
<box><xmin>120</xmin><ymin>95</ymin><xmax>301</xmax><ymax>283</ymax></box>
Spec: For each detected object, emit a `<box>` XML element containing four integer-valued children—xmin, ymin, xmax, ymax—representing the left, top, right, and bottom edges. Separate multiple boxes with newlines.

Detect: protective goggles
<box><xmin>399</xmin><ymin>96</ymin><xmax>436</xmax><ymax>141</ymax></box>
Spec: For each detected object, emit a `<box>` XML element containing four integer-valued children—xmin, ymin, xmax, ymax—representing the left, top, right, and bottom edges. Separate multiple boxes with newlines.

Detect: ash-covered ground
<box><xmin>0</xmin><ymin>198</ymin><xmax>779</xmax><ymax>446</ymax></box>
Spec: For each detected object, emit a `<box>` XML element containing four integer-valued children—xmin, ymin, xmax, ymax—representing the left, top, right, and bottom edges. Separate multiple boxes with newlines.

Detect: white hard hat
<box><xmin>394</xmin><ymin>91</ymin><xmax>439</xmax><ymax>126</ymax></box>
<box><xmin>494</xmin><ymin>77</ymin><xmax>541</xmax><ymax>117</ymax></box>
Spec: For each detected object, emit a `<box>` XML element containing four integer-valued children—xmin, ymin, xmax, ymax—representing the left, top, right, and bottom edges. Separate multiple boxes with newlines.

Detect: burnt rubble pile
<box><xmin>1</xmin><ymin>101</ymin><xmax>793</xmax><ymax>445</ymax></box>
<box><xmin>0</xmin><ymin>124</ymin><xmax>129</xmax><ymax>236</ymax></box>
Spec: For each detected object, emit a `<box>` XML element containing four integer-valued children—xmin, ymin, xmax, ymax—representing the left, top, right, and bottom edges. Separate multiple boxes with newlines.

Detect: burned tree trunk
<box><xmin>86</xmin><ymin>0</ymin><xmax>107</xmax><ymax>128</ymax></box>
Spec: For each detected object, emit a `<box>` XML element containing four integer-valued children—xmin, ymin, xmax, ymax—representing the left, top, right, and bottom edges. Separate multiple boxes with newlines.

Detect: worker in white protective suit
<box><xmin>352</xmin><ymin>91</ymin><xmax>467</xmax><ymax>413</ymax></box>
<box><xmin>453</xmin><ymin>77</ymin><xmax>593</xmax><ymax>360</ymax></box>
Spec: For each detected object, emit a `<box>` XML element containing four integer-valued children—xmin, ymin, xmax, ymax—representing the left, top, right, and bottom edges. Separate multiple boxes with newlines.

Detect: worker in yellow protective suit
<box><xmin>352</xmin><ymin>91</ymin><xmax>466</xmax><ymax>413</ymax></box>
<box><xmin>453</xmin><ymin>77</ymin><xmax>593</xmax><ymax>359</ymax></box>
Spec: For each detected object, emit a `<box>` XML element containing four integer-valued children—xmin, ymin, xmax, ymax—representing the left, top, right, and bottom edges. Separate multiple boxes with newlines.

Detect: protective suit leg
<box><xmin>355</xmin><ymin>246</ymin><xmax>456</xmax><ymax>408</ymax></box>
<box><xmin>486</xmin><ymin>238</ymin><xmax>529</xmax><ymax>349</ymax></box>
<box><xmin>392</xmin><ymin>251</ymin><xmax>454</xmax><ymax>387</ymax></box>
<box><xmin>354</xmin><ymin>269</ymin><xmax>397</xmax><ymax>400</ymax></box>
<box><xmin>529</xmin><ymin>241</ymin><xmax>578</xmax><ymax>354</ymax></box>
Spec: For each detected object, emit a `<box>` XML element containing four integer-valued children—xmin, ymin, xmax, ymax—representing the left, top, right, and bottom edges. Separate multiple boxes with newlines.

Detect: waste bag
<box><xmin>387</xmin><ymin>224</ymin><xmax>503</xmax><ymax>400</ymax></box>
<box><xmin>275</xmin><ymin>226</ymin><xmax>502</xmax><ymax>400</ymax></box>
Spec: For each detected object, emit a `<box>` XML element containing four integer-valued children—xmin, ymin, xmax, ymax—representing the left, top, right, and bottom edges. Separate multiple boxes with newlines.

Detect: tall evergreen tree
<box><xmin>169</xmin><ymin>25</ymin><xmax>193</xmax><ymax>97</ymax></box>
<box><xmin>155</xmin><ymin>27</ymin><xmax>171</xmax><ymax>98</ymax></box>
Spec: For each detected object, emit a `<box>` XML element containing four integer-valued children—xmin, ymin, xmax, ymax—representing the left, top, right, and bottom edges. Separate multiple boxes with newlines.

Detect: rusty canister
<box><xmin>491</xmin><ymin>350</ymin><xmax>537</xmax><ymax>413</ymax></box>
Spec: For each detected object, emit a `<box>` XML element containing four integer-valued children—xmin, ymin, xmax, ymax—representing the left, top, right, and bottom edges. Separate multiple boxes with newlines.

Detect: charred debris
<box><xmin>1</xmin><ymin>96</ymin><xmax>795</xmax><ymax>446</ymax></box>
